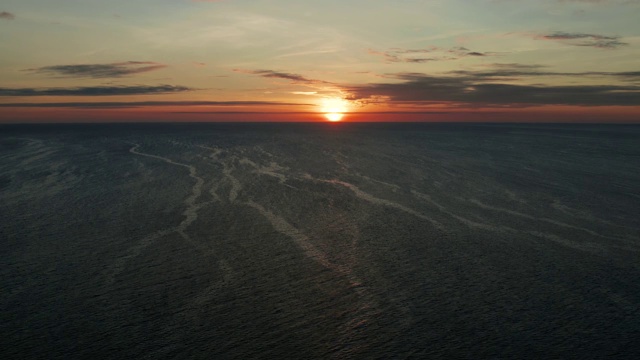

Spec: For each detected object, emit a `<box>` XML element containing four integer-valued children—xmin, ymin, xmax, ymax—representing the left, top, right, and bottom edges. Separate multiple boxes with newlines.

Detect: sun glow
<box><xmin>321</xmin><ymin>98</ymin><xmax>349</xmax><ymax>122</ymax></box>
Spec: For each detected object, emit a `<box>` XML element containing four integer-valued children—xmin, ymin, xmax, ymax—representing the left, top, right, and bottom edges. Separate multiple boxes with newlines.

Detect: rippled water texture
<box><xmin>1</xmin><ymin>123</ymin><xmax>639</xmax><ymax>359</ymax></box>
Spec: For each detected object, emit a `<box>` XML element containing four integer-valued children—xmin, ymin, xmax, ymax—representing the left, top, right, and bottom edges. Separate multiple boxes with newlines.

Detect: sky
<box><xmin>1</xmin><ymin>0</ymin><xmax>639</xmax><ymax>123</ymax></box>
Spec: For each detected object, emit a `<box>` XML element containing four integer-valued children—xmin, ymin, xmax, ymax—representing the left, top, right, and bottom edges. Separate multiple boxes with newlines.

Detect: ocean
<box><xmin>1</xmin><ymin>123</ymin><xmax>639</xmax><ymax>359</ymax></box>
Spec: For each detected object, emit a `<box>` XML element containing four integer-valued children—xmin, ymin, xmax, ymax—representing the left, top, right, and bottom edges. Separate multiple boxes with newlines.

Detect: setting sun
<box><xmin>321</xmin><ymin>98</ymin><xmax>349</xmax><ymax>122</ymax></box>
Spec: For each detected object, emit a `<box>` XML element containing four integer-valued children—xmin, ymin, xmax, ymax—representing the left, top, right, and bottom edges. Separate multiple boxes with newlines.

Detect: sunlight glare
<box><xmin>325</xmin><ymin>113</ymin><xmax>344</xmax><ymax>121</ymax></box>
<box><xmin>321</xmin><ymin>98</ymin><xmax>349</xmax><ymax>122</ymax></box>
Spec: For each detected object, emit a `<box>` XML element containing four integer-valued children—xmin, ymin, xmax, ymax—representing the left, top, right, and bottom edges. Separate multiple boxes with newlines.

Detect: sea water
<box><xmin>1</xmin><ymin>123</ymin><xmax>639</xmax><ymax>359</ymax></box>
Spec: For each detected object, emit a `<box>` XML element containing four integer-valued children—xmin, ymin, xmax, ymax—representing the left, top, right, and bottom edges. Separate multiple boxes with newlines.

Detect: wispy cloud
<box><xmin>137</xmin><ymin>12</ymin><xmax>292</xmax><ymax>50</ymax></box>
<box><xmin>0</xmin><ymin>101</ymin><xmax>310</xmax><ymax>109</ymax></box>
<box><xmin>497</xmin><ymin>0</ymin><xmax>639</xmax><ymax>4</ymax></box>
<box><xmin>556</xmin><ymin>0</ymin><xmax>640</xmax><ymax>4</ymax></box>
<box><xmin>367</xmin><ymin>49</ymin><xmax>440</xmax><ymax>63</ymax></box>
<box><xmin>292</xmin><ymin>91</ymin><xmax>317</xmax><ymax>95</ymax></box>
<box><xmin>0</xmin><ymin>11</ymin><xmax>15</xmax><ymax>20</ymax></box>
<box><xmin>367</xmin><ymin>46</ymin><xmax>497</xmax><ymax>63</ymax></box>
<box><xmin>25</xmin><ymin>61</ymin><xmax>167</xmax><ymax>78</ymax></box>
<box><xmin>535</xmin><ymin>31</ymin><xmax>628</xmax><ymax>49</ymax></box>
<box><xmin>449</xmin><ymin>63</ymin><xmax>640</xmax><ymax>80</ymax></box>
<box><xmin>0</xmin><ymin>85</ymin><xmax>192</xmax><ymax>96</ymax></box>
<box><xmin>234</xmin><ymin>69</ymin><xmax>331</xmax><ymax>85</ymax></box>
<box><xmin>344</xmin><ymin>71</ymin><xmax>640</xmax><ymax>107</ymax></box>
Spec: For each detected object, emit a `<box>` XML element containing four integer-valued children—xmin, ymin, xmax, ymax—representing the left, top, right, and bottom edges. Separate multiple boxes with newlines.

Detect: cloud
<box><xmin>25</xmin><ymin>61</ymin><xmax>167</xmax><ymax>78</ymax></box>
<box><xmin>0</xmin><ymin>11</ymin><xmax>15</xmax><ymax>20</ymax></box>
<box><xmin>483</xmin><ymin>63</ymin><xmax>547</xmax><ymax>70</ymax></box>
<box><xmin>292</xmin><ymin>91</ymin><xmax>318</xmax><ymax>95</ymax></box>
<box><xmin>0</xmin><ymin>101</ymin><xmax>310</xmax><ymax>109</ymax></box>
<box><xmin>344</xmin><ymin>72</ymin><xmax>640</xmax><ymax>107</ymax></box>
<box><xmin>367</xmin><ymin>49</ymin><xmax>439</xmax><ymax>63</ymax></box>
<box><xmin>0</xmin><ymin>85</ymin><xmax>192</xmax><ymax>96</ymax></box>
<box><xmin>234</xmin><ymin>69</ymin><xmax>331</xmax><ymax>85</ymax></box>
<box><xmin>448</xmin><ymin>63</ymin><xmax>640</xmax><ymax>81</ymax></box>
<box><xmin>367</xmin><ymin>46</ymin><xmax>497</xmax><ymax>63</ymax></box>
<box><xmin>535</xmin><ymin>31</ymin><xmax>628</xmax><ymax>49</ymax></box>
<box><xmin>556</xmin><ymin>0</ymin><xmax>640</xmax><ymax>4</ymax></box>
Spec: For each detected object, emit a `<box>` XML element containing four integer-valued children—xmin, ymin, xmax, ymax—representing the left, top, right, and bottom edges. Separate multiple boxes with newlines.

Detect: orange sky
<box><xmin>1</xmin><ymin>0</ymin><xmax>639</xmax><ymax>123</ymax></box>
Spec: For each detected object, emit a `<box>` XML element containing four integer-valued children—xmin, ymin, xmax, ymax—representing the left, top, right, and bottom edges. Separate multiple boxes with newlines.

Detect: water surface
<box><xmin>1</xmin><ymin>123</ymin><xmax>639</xmax><ymax>359</ymax></box>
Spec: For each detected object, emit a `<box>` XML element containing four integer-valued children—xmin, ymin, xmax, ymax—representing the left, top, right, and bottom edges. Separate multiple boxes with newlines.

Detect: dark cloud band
<box><xmin>345</xmin><ymin>71</ymin><xmax>640</xmax><ymax>107</ymax></box>
<box><xmin>0</xmin><ymin>11</ymin><xmax>15</xmax><ymax>20</ymax></box>
<box><xmin>25</xmin><ymin>61</ymin><xmax>167</xmax><ymax>78</ymax></box>
<box><xmin>0</xmin><ymin>85</ymin><xmax>192</xmax><ymax>96</ymax></box>
<box><xmin>368</xmin><ymin>46</ymin><xmax>497</xmax><ymax>63</ymax></box>
<box><xmin>234</xmin><ymin>69</ymin><xmax>330</xmax><ymax>85</ymax></box>
<box><xmin>0</xmin><ymin>101</ymin><xmax>311</xmax><ymax>108</ymax></box>
<box><xmin>535</xmin><ymin>31</ymin><xmax>628</xmax><ymax>49</ymax></box>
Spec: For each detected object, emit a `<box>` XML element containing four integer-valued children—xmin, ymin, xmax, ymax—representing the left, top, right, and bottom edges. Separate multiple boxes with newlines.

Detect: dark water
<box><xmin>1</xmin><ymin>123</ymin><xmax>639</xmax><ymax>359</ymax></box>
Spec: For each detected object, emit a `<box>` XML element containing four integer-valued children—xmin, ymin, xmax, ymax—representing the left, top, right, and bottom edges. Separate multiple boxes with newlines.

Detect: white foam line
<box><xmin>190</xmin><ymin>259</ymin><xmax>237</xmax><ymax>306</ymax></box>
<box><xmin>198</xmin><ymin>145</ymin><xmax>243</xmax><ymax>203</ymax></box>
<box><xmin>550</xmin><ymin>200</ymin><xmax>629</xmax><ymax>229</ymax></box>
<box><xmin>6</xmin><ymin>136</ymin><xmax>45</xmax><ymax>158</ymax></box>
<box><xmin>412</xmin><ymin>190</ymin><xmax>517</xmax><ymax>232</ymax></box>
<box><xmin>106</xmin><ymin>229</ymin><xmax>173</xmax><ymax>284</ymax></box>
<box><xmin>411</xmin><ymin>190</ymin><xmax>634</xmax><ymax>252</ymax></box>
<box><xmin>245</xmin><ymin>200</ymin><xmax>349</xmax><ymax>274</ymax></box>
<box><xmin>235</xmin><ymin>169</ymin><xmax>409</xmax><ymax>351</ymax></box>
<box><xmin>225</xmin><ymin>162</ymin><xmax>242</xmax><ymax>203</ymax></box>
<box><xmin>20</xmin><ymin>148</ymin><xmax>57</xmax><ymax>167</ymax></box>
<box><xmin>317</xmin><ymin>179</ymin><xmax>443</xmax><ymax>229</ymax></box>
<box><xmin>328</xmin><ymin>150</ymin><xmax>354</xmax><ymax>173</ymax></box>
<box><xmin>356</xmin><ymin>173</ymin><xmax>402</xmax><ymax>191</ymax></box>
<box><xmin>259</xmin><ymin>169</ymin><xmax>288</xmax><ymax>184</ymax></box>
<box><xmin>469</xmin><ymin>198</ymin><xmax>537</xmax><ymax>220</ymax></box>
<box><xmin>131</xmin><ymin>144</ymin><xmax>206</xmax><ymax>231</ymax></box>
<box><xmin>238</xmin><ymin>157</ymin><xmax>258</xmax><ymax>168</ymax></box>
<box><xmin>254</xmin><ymin>146</ymin><xmax>275</xmax><ymax>158</ymax></box>
<box><xmin>239</xmin><ymin>156</ymin><xmax>296</xmax><ymax>188</ymax></box>
<box><xmin>206</xmin><ymin>146</ymin><xmax>296</xmax><ymax>192</ymax></box>
<box><xmin>412</xmin><ymin>189</ymin><xmax>618</xmax><ymax>252</ymax></box>
<box><xmin>208</xmin><ymin>181</ymin><xmax>222</xmax><ymax>203</ymax></box>
<box><xmin>244</xmin><ymin>199</ymin><xmax>389</xmax><ymax>353</ymax></box>
<box><xmin>196</xmin><ymin>145</ymin><xmax>228</xmax><ymax>202</ymax></box>
<box><xmin>505</xmin><ymin>189</ymin><xmax>528</xmax><ymax>205</ymax></box>
<box><xmin>11</xmin><ymin>136</ymin><xmax>43</xmax><ymax>144</ymax></box>
<box><xmin>130</xmin><ymin>144</ymin><xmax>194</xmax><ymax>172</ymax></box>
<box><xmin>182</xmin><ymin>178</ymin><xmax>204</xmax><ymax>226</ymax></box>
<box><xmin>469</xmin><ymin>198</ymin><xmax>637</xmax><ymax>241</ymax></box>
<box><xmin>107</xmin><ymin>144</ymin><xmax>211</xmax><ymax>284</ymax></box>
<box><xmin>197</xmin><ymin>145</ymin><xmax>223</xmax><ymax>159</ymax></box>
<box><xmin>526</xmin><ymin>231</ymin><xmax>608</xmax><ymax>254</ymax></box>
<box><xmin>177</xmin><ymin>227</ymin><xmax>215</xmax><ymax>257</ymax></box>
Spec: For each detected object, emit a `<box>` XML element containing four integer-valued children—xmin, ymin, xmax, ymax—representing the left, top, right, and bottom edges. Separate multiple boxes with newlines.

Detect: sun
<box><xmin>325</xmin><ymin>113</ymin><xmax>343</xmax><ymax>121</ymax></box>
<box><xmin>320</xmin><ymin>98</ymin><xmax>349</xmax><ymax>122</ymax></box>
